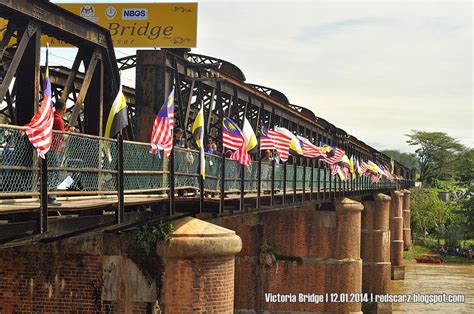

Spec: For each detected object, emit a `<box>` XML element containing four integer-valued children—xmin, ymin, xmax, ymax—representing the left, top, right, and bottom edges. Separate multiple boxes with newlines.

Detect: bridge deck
<box><xmin>0</xmin><ymin>123</ymin><xmax>409</xmax><ymax>245</ymax></box>
<box><xmin>0</xmin><ymin>190</ymin><xmax>324</xmax><ymax>215</ymax></box>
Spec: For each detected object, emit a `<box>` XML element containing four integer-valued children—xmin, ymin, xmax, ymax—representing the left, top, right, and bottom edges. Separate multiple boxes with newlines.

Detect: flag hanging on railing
<box><xmin>192</xmin><ymin>107</ymin><xmax>205</xmax><ymax>179</ymax></box>
<box><xmin>297</xmin><ymin>135</ymin><xmax>323</xmax><ymax>158</ymax></box>
<box><xmin>223</xmin><ymin>117</ymin><xmax>251</xmax><ymax>166</ymax></box>
<box><xmin>242</xmin><ymin>117</ymin><xmax>258</xmax><ymax>154</ymax></box>
<box><xmin>360</xmin><ymin>161</ymin><xmax>370</xmax><ymax>177</ymax></box>
<box><xmin>355</xmin><ymin>159</ymin><xmax>363</xmax><ymax>176</ymax></box>
<box><xmin>320</xmin><ymin>143</ymin><xmax>345</xmax><ymax>164</ymax></box>
<box><xmin>371</xmin><ymin>174</ymin><xmax>381</xmax><ymax>183</ymax></box>
<box><xmin>105</xmin><ymin>76</ymin><xmax>129</xmax><ymax>139</ymax></box>
<box><xmin>259</xmin><ymin>122</ymin><xmax>275</xmax><ymax>151</ymax></box>
<box><xmin>274</xmin><ymin>126</ymin><xmax>303</xmax><ymax>158</ymax></box>
<box><xmin>104</xmin><ymin>73</ymin><xmax>129</xmax><ymax>160</ymax></box>
<box><xmin>24</xmin><ymin>44</ymin><xmax>54</xmax><ymax>159</ymax></box>
<box><xmin>222</xmin><ymin>117</ymin><xmax>244</xmax><ymax>150</ymax></box>
<box><xmin>149</xmin><ymin>88</ymin><xmax>175</xmax><ymax>157</ymax></box>
<box><xmin>267</xmin><ymin>128</ymin><xmax>292</xmax><ymax>162</ymax></box>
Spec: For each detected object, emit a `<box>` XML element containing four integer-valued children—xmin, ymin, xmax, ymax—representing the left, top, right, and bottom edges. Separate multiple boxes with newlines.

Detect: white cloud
<box><xmin>49</xmin><ymin>0</ymin><xmax>473</xmax><ymax>151</ymax></box>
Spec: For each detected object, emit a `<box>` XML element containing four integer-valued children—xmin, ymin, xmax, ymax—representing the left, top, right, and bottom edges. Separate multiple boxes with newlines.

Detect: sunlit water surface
<box><xmin>390</xmin><ymin>262</ymin><xmax>474</xmax><ymax>313</ymax></box>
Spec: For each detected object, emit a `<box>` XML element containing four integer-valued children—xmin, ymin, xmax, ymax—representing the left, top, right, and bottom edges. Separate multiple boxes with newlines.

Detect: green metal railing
<box><xmin>0</xmin><ymin>124</ymin><xmax>413</xmax><ymax>232</ymax></box>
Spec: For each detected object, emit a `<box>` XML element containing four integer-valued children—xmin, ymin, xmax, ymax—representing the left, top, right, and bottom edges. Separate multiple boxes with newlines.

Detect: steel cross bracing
<box><xmin>0</xmin><ymin>0</ymin><xmax>120</xmax><ymax>134</ymax></box>
<box><xmin>0</xmin><ymin>1</ymin><xmax>415</xmax><ymax>246</ymax></box>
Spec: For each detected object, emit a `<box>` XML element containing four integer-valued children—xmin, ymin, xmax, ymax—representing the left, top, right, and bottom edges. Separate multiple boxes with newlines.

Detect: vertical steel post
<box><xmin>257</xmin><ymin>141</ymin><xmax>262</xmax><ymax>209</ymax></box>
<box><xmin>197</xmin><ymin>77</ymin><xmax>204</xmax><ymax>214</ymax></box>
<box><xmin>218</xmin><ymin>83</ymin><xmax>225</xmax><ymax>214</ymax></box>
<box><xmin>282</xmin><ymin>162</ymin><xmax>287</xmax><ymax>205</ymax></box>
<box><xmin>270</xmin><ymin>158</ymin><xmax>275</xmax><ymax>206</ymax></box>
<box><xmin>116</xmin><ymin>132</ymin><xmax>124</xmax><ymax>224</ymax></box>
<box><xmin>293</xmin><ymin>158</ymin><xmax>297</xmax><ymax>203</ymax></box>
<box><xmin>302</xmin><ymin>158</ymin><xmax>306</xmax><ymax>202</ymax></box>
<box><xmin>39</xmin><ymin>155</ymin><xmax>48</xmax><ymax>233</ymax></box>
<box><xmin>309</xmin><ymin>158</ymin><xmax>313</xmax><ymax>201</ymax></box>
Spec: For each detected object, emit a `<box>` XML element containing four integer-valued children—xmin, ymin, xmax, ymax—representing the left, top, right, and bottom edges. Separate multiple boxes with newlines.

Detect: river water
<box><xmin>390</xmin><ymin>262</ymin><xmax>474</xmax><ymax>313</ymax></box>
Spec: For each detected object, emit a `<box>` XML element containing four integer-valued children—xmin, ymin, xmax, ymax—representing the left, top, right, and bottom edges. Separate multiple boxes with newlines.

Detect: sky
<box><xmin>49</xmin><ymin>0</ymin><xmax>472</xmax><ymax>152</ymax></box>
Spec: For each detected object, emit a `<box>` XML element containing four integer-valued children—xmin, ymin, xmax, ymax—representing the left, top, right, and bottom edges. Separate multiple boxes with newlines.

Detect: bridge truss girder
<box><xmin>0</xmin><ymin>0</ymin><xmax>120</xmax><ymax>136</ymax></box>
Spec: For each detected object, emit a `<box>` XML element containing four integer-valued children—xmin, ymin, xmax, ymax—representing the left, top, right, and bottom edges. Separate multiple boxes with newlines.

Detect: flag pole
<box><xmin>169</xmin><ymin>82</ymin><xmax>176</xmax><ymax>216</ymax></box>
<box><xmin>198</xmin><ymin>83</ymin><xmax>204</xmax><ymax>214</ymax></box>
<box><xmin>116</xmin><ymin>130</ymin><xmax>124</xmax><ymax>224</ymax></box>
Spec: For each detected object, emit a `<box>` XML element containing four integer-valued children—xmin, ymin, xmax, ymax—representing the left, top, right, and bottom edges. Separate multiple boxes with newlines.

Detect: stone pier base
<box><xmin>391</xmin><ymin>265</ymin><xmax>405</xmax><ymax>280</ymax></box>
<box><xmin>362</xmin><ymin>301</ymin><xmax>393</xmax><ymax>314</ymax></box>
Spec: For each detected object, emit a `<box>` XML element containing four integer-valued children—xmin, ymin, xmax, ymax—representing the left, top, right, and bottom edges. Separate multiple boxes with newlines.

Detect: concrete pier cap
<box><xmin>157</xmin><ymin>217</ymin><xmax>242</xmax><ymax>313</ymax></box>
<box><xmin>374</xmin><ymin>193</ymin><xmax>391</xmax><ymax>202</ymax></box>
<box><xmin>335</xmin><ymin>197</ymin><xmax>364</xmax><ymax>212</ymax></box>
<box><xmin>157</xmin><ymin>217</ymin><xmax>242</xmax><ymax>258</ymax></box>
<box><xmin>391</xmin><ymin>190</ymin><xmax>403</xmax><ymax>198</ymax></box>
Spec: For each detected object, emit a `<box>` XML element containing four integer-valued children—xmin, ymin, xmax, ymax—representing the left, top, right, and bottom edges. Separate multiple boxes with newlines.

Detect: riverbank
<box><xmin>404</xmin><ymin>244</ymin><xmax>474</xmax><ymax>264</ymax></box>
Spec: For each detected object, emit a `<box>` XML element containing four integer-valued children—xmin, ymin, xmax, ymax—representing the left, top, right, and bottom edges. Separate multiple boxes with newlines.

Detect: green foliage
<box><xmin>411</xmin><ymin>185</ymin><xmax>473</xmax><ymax>245</ymax></box>
<box><xmin>430</xmin><ymin>178</ymin><xmax>457</xmax><ymax>192</ymax></box>
<box><xmin>381</xmin><ymin>149</ymin><xmax>419</xmax><ymax>171</ymax></box>
<box><xmin>457</xmin><ymin>186</ymin><xmax>474</xmax><ymax>239</ymax></box>
<box><xmin>411</xmin><ymin>188</ymin><xmax>449</xmax><ymax>240</ymax></box>
<box><xmin>128</xmin><ymin>221</ymin><xmax>174</xmax><ymax>256</ymax></box>
<box><xmin>406</xmin><ymin>130</ymin><xmax>466</xmax><ymax>185</ymax></box>
<box><xmin>455</xmin><ymin>149</ymin><xmax>474</xmax><ymax>183</ymax></box>
<box><xmin>261</xmin><ymin>241</ymin><xmax>278</xmax><ymax>255</ymax></box>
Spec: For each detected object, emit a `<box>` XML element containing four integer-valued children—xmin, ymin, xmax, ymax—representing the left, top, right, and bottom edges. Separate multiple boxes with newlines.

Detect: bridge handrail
<box><xmin>0</xmin><ymin>125</ymin><xmax>412</xmax><ymax>202</ymax></box>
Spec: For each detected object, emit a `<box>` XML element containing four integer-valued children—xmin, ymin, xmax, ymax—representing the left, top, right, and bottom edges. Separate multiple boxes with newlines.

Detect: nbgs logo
<box><xmin>122</xmin><ymin>8</ymin><xmax>148</xmax><ymax>20</ymax></box>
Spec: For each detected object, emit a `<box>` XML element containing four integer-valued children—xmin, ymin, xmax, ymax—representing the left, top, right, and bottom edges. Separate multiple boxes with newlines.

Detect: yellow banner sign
<box><xmin>1</xmin><ymin>2</ymin><xmax>197</xmax><ymax>47</ymax></box>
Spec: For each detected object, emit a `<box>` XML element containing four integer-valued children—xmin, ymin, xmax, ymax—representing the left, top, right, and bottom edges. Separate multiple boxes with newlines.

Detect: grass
<box><xmin>404</xmin><ymin>244</ymin><xmax>474</xmax><ymax>264</ymax></box>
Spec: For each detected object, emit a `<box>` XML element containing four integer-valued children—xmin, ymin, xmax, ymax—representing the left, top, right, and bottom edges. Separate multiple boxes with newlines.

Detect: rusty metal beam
<box><xmin>68</xmin><ymin>49</ymin><xmax>100</xmax><ymax>127</ymax></box>
<box><xmin>0</xmin><ymin>0</ymin><xmax>108</xmax><ymax>48</ymax></box>
<box><xmin>0</xmin><ymin>21</ymin><xmax>38</xmax><ymax>103</ymax></box>
<box><xmin>0</xmin><ymin>20</ymin><xmax>15</xmax><ymax>61</ymax></box>
<box><xmin>60</xmin><ymin>49</ymin><xmax>83</xmax><ymax>102</ymax></box>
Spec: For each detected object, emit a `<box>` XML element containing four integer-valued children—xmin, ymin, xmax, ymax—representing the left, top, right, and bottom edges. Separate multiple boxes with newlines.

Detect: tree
<box><xmin>406</xmin><ymin>131</ymin><xmax>466</xmax><ymax>185</ymax></box>
<box><xmin>411</xmin><ymin>188</ymin><xmax>449</xmax><ymax>241</ymax></box>
<box><xmin>454</xmin><ymin>149</ymin><xmax>474</xmax><ymax>183</ymax></box>
<box><xmin>381</xmin><ymin>149</ymin><xmax>419</xmax><ymax>171</ymax></box>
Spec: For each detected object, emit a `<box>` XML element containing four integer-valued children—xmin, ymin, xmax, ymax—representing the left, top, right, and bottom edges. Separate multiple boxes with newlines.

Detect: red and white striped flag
<box><xmin>24</xmin><ymin>45</ymin><xmax>53</xmax><ymax>159</ymax></box>
<box><xmin>297</xmin><ymin>135</ymin><xmax>323</xmax><ymax>158</ymax></box>
<box><xmin>259</xmin><ymin>123</ymin><xmax>275</xmax><ymax>150</ymax></box>
<box><xmin>230</xmin><ymin>143</ymin><xmax>252</xmax><ymax>166</ymax></box>
<box><xmin>371</xmin><ymin>174</ymin><xmax>381</xmax><ymax>183</ymax></box>
<box><xmin>149</xmin><ymin>88</ymin><xmax>174</xmax><ymax>157</ymax></box>
<box><xmin>223</xmin><ymin>117</ymin><xmax>251</xmax><ymax>166</ymax></box>
<box><xmin>268</xmin><ymin>129</ymin><xmax>292</xmax><ymax>162</ymax></box>
<box><xmin>320</xmin><ymin>143</ymin><xmax>345</xmax><ymax>165</ymax></box>
<box><xmin>360</xmin><ymin>161</ymin><xmax>370</xmax><ymax>177</ymax></box>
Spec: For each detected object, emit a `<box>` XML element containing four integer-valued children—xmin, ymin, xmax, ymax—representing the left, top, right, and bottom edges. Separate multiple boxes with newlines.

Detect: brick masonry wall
<box><xmin>0</xmin><ymin>236</ymin><xmax>159</xmax><ymax>313</ymax></box>
<box><xmin>213</xmin><ymin>204</ymin><xmax>362</xmax><ymax>313</ymax></box>
<box><xmin>162</xmin><ymin>256</ymin><xmax>235</xmax><ymax>314</ymax></box>
<box><xmin>0</xmin><ymin>247</ymin><xmax>104</xmax><ymax>313</ymax></box>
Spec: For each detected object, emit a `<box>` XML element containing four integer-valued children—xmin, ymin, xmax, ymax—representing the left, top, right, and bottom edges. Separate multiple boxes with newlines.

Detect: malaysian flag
<box><xmin>270</xmin><ymin>128</ymin><xmax>293</xmax><ymax>162</ymax></box>
<box><xmin>360</xmin><ymin>161</ymin><xmax>370</xmax><ymax>177</ymax></box>
<box><xmin>371</xmin><ymin>174</ymin><xmax>381</xmax><ymax>184</ymax></box>
<box><xmin>297</xmin><ymin>136</ymin><xmax>323</xmax><ymax>158</ymax></box>
<box><xmin>320</xmin><ymin>143</ymin><xmax>345</xmax><ymax>164</ymax></box>
<box><xmin>259</xmin><ymin>122</ymin><xmax>275</xmax><ymax>150</ymax></box>
<box><xmin>230</xmin><ymin>146</ymin><xmax>252</xmax><ymax>166</ymax></box>
<box><xmin>24</xmin><ymin>44</ymin><xmax>54</xmax><ymax>159</ymax></box>
<box><xmin>223</xmin><ymin>117</ymin><xmax>251</xmax><ymax>166</ymax></box>
<box><xmin>149</xmin><ymin>88</ymin><xmax>175</xmax><ymax>157</ymax></box>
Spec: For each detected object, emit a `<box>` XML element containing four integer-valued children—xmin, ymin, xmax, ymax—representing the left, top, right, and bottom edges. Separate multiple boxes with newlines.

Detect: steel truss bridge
<box><xmin>0</xmin><ymin>0</ymin><xmax>414</xmax><ymax>247</ymax></box>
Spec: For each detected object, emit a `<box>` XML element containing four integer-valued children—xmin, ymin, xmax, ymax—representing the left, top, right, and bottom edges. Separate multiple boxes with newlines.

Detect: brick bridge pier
<box><xmin>0</xmin><ymin>192</ymin><xmax>410</xmax><ymax>313</ymax></box>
